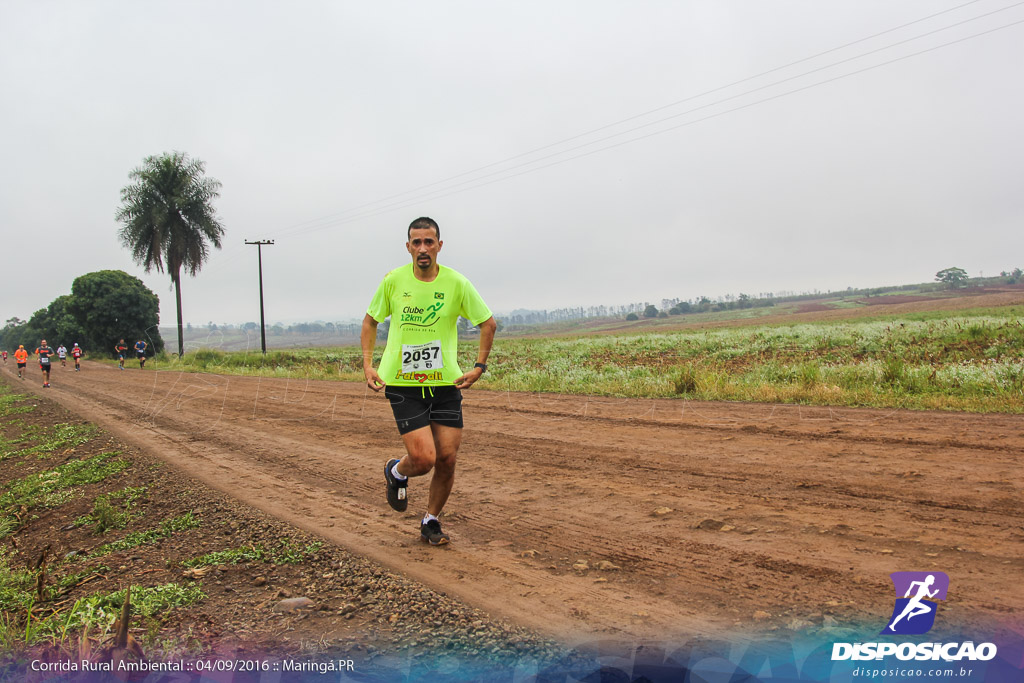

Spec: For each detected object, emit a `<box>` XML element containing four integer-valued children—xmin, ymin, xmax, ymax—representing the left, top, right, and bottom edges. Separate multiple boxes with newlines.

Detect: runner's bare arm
<box><xmin>361</xmin><ymin>313</ymin><xmax>386</xmax><ymax>392</ymax></box>
<box><xmin>455</xmin><ymin>316</ymin><xmax>496</xmax><ymax>389</ymax></box>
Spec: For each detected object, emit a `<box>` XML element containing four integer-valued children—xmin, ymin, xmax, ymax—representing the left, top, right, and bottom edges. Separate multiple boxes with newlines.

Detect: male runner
<box><xmin>71</xmin><ymin>343</ymin><xmax>83</xmax><ymax>371</ymax></box>
<box><xmin>35</xmin><ymin>340</ymin><xmax>55</xmax><ymax>387</ymax></box>
<box><xmin>57</xmin><ymin>344</ymin><xmax>68</xmax><ymax>367</ymax></box>
<box><xmin>14</xmin><ymin>345</ymin><xmax>29</xmax><ymax>379</ymax></box>
<box><xmin>115</xmin><ymin>339</ymin><xmax>128</xmax><ymax>370</ymax></box>
<box><xmin>134</xmin><ymin>339</ymin><xmax>148</xmax><ymax>368</ymax></box>
<box><xmin>362</xmin><ymin>217</ymin><xmax>496</xmax><ymax>546</ymax></box>
<box><xmin>1</xmin><ymin>350</ymin><xmax>7</xmax><ymax>364</ymax></box>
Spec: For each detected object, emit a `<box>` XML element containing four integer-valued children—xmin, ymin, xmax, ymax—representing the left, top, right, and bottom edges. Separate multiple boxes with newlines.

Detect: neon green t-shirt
<box><xmin>367</xmin><ymin>264</ymin><xmax>492</xmax><ymax>387</ymax></box>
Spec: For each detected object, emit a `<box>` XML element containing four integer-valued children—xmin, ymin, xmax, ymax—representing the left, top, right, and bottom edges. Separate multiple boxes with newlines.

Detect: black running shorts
<box><xmin>384</xmin><ymin>385</ymin><xmax>463</xmax><ymax>435</ymax></box>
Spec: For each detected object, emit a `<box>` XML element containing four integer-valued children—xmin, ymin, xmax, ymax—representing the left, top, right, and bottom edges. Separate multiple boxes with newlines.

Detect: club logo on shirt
<box><xmin>400</xmin><ymin>302</ymin><xmax>444</xmax><ymax>328</ymax></box>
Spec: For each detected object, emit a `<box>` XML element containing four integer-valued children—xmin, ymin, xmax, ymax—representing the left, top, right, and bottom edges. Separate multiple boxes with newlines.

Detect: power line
<box><xmin>269</xmin><ymin>0</ymin><xmax>1015</xmax><ymax>238</ymax></box>
<box><xmin>274</xmin><ymin>8</ymin><xmax>1024</xmax><ymax>238</ymax></box>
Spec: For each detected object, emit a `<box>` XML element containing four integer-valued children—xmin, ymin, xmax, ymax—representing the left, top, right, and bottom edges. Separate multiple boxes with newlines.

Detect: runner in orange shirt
<box><xmin>14</xmin><ymin>345</ymin><xmax>29</xmax><ymax>379</ymax></box>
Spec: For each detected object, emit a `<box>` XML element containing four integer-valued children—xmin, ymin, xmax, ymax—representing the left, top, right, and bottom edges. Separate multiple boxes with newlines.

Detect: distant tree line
<box><xmin>0</xmin><ymin>271</ymin><xmax>164</xmax><ymax>356</ymax></box>
<box><xmin>186</xmin><ymin>317</ymin><xmax>504</xmax><ymax>340</ymax></box>
<box><xmin>503</xmin><ymin>267</ymin><xmax>1023</xmax><ymax>328</ymax></box>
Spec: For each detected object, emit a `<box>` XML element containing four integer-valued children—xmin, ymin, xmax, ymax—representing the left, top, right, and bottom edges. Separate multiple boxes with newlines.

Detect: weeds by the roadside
<box><xmin>1</xmin><ymin>422</ymin><xmax>96</xmax><ymax>463</ymax></box>
<box><xmin>0</xmin><ymin>546</ymin><xmax>34</xmax><ymax>613</ymax></box>
<box><xmin>0</xmin><ymin>577</ymin><xmax>204</xmax><ymax>648</ymax></box>
<box><xmin>182</xmin><ymin>538</ymin><xmax>321</xmax><ymax>567</ymax></box>
<box><xmin>0</xmin><ymin>421</ymin><xmax>42</xmax><ymax>462</ymax></box>
<box><xmin>182</xmin><ymin>545</ymin><xmax>265</xmax><ymax>567</ymax></box>
<box><xmin>273</xmin><ymin>539</ymin><xmax>323</xmax><ymax>564</ymax></box>
<box><xmin>0</xmin><ymin>452</ymin><xmax>130</xmax><ymax>539</ymax></box>
<box><xmin>73</xmin><ymin>486</ymin><xmax>147</xmax><ymax>534</ymax></box>
<box><xmin>86</xmin><ymin>512</ymin><xmax>200</xmax><ymax>559</ymax></box>
<box><xmin>24</xmin><ymin>423</ymin><xmax>98</xmax><ymax>458</ymax></box>
<box><xmin>0</xmin><ymin>389</ymin><xmax>34</xmax><ymax>418</ymax></box>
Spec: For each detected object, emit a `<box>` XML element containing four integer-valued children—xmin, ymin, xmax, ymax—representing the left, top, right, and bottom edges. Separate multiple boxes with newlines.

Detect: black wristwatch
<box><xmin>474</xmin><ymin>362</ymin><xmax>488</xmax><ymax>373</ymax></box>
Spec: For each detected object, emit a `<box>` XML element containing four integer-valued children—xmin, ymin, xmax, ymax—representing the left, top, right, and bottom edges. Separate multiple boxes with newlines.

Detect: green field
<box><xmin>137</xmin><ymin>306</ymin><xmax>1024</xmax><ymax>413</ymax></box>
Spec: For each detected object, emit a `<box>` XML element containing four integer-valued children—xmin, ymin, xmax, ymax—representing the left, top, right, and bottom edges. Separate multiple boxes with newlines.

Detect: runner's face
<box><xmin>406</xmin><ymin>227</ymin><xmax>442</xmax><ymax>271</ymax></box>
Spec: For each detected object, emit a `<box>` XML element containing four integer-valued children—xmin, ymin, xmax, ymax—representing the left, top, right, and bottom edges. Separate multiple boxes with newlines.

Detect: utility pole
<box><xmin>245</xmin><ymin>240</ymin><xmax>274</xmax><ymax>354</ymax></box>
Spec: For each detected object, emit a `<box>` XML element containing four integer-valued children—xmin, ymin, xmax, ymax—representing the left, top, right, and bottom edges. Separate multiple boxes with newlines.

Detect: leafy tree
<box><xmin>935</xmin><ymin>266</ymin><xmax>968</xmax><ymax>289</ymax></box>
<box><xmin>116</xmin><ymin>151</ymin><xmax>224</xmax><ymax>357</ymax></box>
<box><xmin>625</xmin><ymin>312</ymin><xmax>639</xmax><ymax>321</ymax></box>
<box><xmin>643</xmin><ymin>304</ymin><xmax>659</xmax><ymax>318</ymax></box>
<box><xmin>40</xmin><ymin>296</ymin><xmax>88</xmax><ymax>347</ymax></box>
<box><xmin>669</xmin><ymin>302</ymin><xmax>692</xmax><ymax>315</ymax></box>
<box><xmin>0</xmin><ymin>317</ymin><xmax>27</xmax><ymax>350</ymax></box>
<box><xmin>0</xmin><ymin>311</ymin><xmax>43</xmax><ymax>350</ymax></box>
<box><xmin>69</xmin><ymin>270</ymin><xmax>163</xmax><ymax>355</ymax></box>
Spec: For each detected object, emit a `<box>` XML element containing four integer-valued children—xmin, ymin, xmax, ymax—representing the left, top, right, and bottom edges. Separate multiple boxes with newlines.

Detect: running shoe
<box><xmin>384</xmin><ymin>458</ymin><xmax>408</xmax><ymax>512</ymax></box>
<box><xmin>420</xmin><ymin>518</ymin><xmax>450</xmax><ymax>546</ymax></box>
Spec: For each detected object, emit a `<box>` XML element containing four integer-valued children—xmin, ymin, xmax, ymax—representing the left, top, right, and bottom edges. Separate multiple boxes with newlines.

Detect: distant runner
<box><xmin>57</xmin><ymin>344</ymin><xmax>68</xmax><ymax>367</ymax></box>
<box><xmin>115</xmin><ymin>339</ymin><xmax>128</xmax><ymax>370</ymax></box>
<box><xmin>14</xmin><ymin>345</ymin><xmax>28</xmax><ymax>379</ymax></box>
<box><xmin>1</xmin><ymin>350</ymin><xmax>7</xmax><ymax>364</ymax></box>
<box><xmin>71</xmin><ymin>343</ymin><xmax>84</xmax><ymax>371</ymax></box>
<box><xmin>35</xmin><ymin>340</ymin><xmax>55</xmax><ymax>387</ymax></box>
<box><xmin>362</xmin><ymin>217</ymin><xmax>496</xmax><ymax>546</ymax></box>
<box><xmin>134</xmin><ymin>339</ymin><xmax>148</xmax><ymax>368</ymax></box>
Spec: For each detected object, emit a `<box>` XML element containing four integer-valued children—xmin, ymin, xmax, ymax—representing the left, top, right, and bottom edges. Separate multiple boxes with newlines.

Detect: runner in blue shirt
<box><xmin>134</xmin><ymin>339</ymin><xmax>148</xmax><ymax>369</ymax></box>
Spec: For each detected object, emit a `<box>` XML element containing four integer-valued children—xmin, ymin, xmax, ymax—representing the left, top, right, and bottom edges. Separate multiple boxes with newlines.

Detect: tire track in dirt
<box><xmin>11</xmin><ymin>361</ymin><xmax>1023</xmax><ymax>643</ymax></box>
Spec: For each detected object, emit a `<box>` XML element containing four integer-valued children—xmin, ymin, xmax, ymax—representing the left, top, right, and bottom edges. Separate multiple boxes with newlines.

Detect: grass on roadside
<box><xmin>73</xmin><ymin>486</ymin><xmax>148</xmax><ymax>534</ymax></box>
<box><xmin>85</xmin><ymin>512</ymin><xmax>201</xmax><ymax>559</ymax></box>
<box><xmin>182</xmin><ymin>539</ymin><xmax>322</xmax><ymax>567</ymax></box>
<box><xmin>0</xmin><ymin>547</ymin><xmax>204</xmax><ymax>650</ymax></box>
<box><xmin>0</xmin><ymin>452</ymin><xmax>130</xmax><ymax>539</ymax></box>
<box><xmin>1</xmin><ymin>422</ymin><xmax>97</xmax><ymax>463</ymax></box>
<box><xmin>109</xmin><ymin>307</ymin><xmax>1024</xmax><ymax>412</ymax></box>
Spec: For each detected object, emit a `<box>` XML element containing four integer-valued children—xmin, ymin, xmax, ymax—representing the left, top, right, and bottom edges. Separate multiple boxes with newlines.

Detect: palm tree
<box><xmin>116</xmin><ymin>152</ymin><xmax>225</xmax><ymax>357</ymax></box>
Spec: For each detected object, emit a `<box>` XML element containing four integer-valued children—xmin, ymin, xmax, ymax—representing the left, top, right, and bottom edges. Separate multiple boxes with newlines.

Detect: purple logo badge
<box><xmin>881</xmin><ymin>572</ymin><xmax>949</xmax><ymax>635</ymax></box>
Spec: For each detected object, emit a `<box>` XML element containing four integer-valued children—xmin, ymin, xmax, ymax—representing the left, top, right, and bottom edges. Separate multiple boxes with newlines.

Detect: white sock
<box><xmin>391</xmin><ymin>463</ymin><xmax>407</xmax><ymax>481</ymax></box>
<box><xmin>422</xmin><ymin>513</ymin><xmax>437</xmax><ymax>524</ymax></box>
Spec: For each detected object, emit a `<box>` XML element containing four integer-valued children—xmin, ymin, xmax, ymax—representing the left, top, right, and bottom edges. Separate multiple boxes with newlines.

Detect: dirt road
<box><xmin>8</xmin><ymin>361</ymin><xmax>1022</xmax><ymax>644</ymax></box>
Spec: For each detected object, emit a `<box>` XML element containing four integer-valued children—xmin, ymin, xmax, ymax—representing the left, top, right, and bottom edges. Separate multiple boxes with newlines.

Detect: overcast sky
<box><xmin>2</xmin><ymin>1</ymin><xmax>1021</xmax><ymax>327</ymax></box>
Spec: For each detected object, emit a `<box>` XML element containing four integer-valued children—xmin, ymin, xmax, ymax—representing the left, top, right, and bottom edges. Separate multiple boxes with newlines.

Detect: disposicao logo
<box><xmin>831</xmin><ymin>571</ymin><xmax>997</xmax><ymax>662</ymax></box>
<box><xmin>882</xmin><ymin>571</ymin><xmax>948</xmax><ymax>635</ymax></box>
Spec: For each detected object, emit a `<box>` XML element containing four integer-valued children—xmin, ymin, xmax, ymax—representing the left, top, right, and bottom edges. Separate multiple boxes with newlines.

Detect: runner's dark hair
<box><xmin>408</xmin><ymin>217</ymin><xmax>439</xmax><ymax>240</ymax></box>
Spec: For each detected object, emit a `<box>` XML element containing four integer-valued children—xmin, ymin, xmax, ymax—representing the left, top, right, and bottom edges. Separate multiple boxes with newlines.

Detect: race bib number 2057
<box><xmin>401</xmin><ymin>341</ymin><xmax>443</xmax><ymax>373</ymax></box>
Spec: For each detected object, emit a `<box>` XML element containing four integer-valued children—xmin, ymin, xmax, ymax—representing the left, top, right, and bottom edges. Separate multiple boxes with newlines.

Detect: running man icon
<box><xmin>888</xmin><ymin>575</ymin><xmax>937</xmax><ymax>630</ymax></box>
<box><xmin>882</xmin><ymin>571</ymin><xmax>949</xmax><ymax>635</ymax></box>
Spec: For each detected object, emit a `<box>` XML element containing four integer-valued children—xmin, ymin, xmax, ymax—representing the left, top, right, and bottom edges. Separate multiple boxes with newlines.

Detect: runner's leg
<box><xmin>426</xmin><ymin>424</ymin><xmax>461</xmax><ymax>516</ymax></box>
<box><xmin>398</xmin><ymin>426</ymin><xmax>437</xmax><ymax>477</ymax></box>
